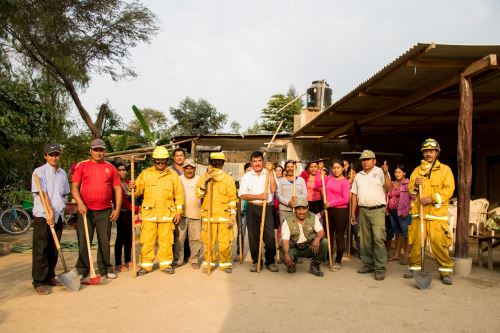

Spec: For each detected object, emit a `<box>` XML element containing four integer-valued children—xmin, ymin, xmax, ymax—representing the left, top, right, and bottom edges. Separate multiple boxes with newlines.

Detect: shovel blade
<box><xmin>415</xmin><ymin>271</ymin><xmax>432</xmax><ymax>290</ymax></box>
<box><xmin>58</xmin><ymin>268</ymin><xmax>81</xmax><ymax>292</ymax></box>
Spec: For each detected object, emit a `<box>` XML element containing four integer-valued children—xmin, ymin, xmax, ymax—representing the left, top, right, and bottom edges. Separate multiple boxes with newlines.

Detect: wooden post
<box><xmin>454</xmin><ymin>74</ymin><xmax>473</xmax><ymax>259</ymax></box>
<box><xmin>130</xmin><ymin>156</ymin><xmax>137</xmax><ymax>277</ymax></box>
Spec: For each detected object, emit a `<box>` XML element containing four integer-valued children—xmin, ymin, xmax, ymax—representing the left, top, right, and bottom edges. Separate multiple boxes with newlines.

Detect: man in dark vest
<box><xmin>281</xmin><ymin>198</ymin><xmax>328</xmax><ymax>277</ymax></box>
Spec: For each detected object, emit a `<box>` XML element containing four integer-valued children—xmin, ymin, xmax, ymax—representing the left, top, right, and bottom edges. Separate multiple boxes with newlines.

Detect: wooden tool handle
<box><xmin>257</xmin><ymin>171</ymin><xmax>270</xmax><ymax>273</ymax></box>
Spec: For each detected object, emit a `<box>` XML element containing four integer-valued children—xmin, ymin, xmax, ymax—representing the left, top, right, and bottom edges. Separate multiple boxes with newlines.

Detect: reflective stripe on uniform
<box><xmin>424</xmin><ymin>214</ymin><xmax>448</xmax><ymax>221</ymax></box>
<box><xmin>219</xmin><ymin>262</ymin><xmax>232</xmax><ymax>267</ymax></box>
<box><xmin>159</xmin><ymin>261</ymin><xmax>172</xmax><ymax>265</ymax></box>
<box><xmin>161</xmin><ymin>217</ymin><xmax>174</xmax><ymax>221</ymax></box>
<box><xmin>435</xmin><ymin>193</ymin><xmax>442</xmax><ymax>205</ymax></box>
<box><xmin>409</xmin><ymin>266</ymin><xmax>421</xmax><ymax>271</ymax></box>
<box><xmin>230</xmin><ymin>209</ymin><xmax>237</xmax><ymax>215</ymax></box>
<box><xmin>229</xmin><ymin>201</ymin><xmax>237</xmax><ymax>208</ymax></box>
<box><xmin>142</xmin><ymin>217</ymin><xmax>157</xmax><ymax>221</ymax></box>
<box><xmin>202</xmin><ymin>262</ymin><xmax>216</xmax><ymax>267</ymax></box>
<box><xmin>176</xmin><ymin>205</ymin><xmax>182</xmax><ymax>210</ymax></box>
<box><xmin>197</xmin><ymin>187</ymin><xmax>206</xmax><ymax>196</ymax></box>
<box><xmin>438</xmin><ymin>267</ymin><xmax>453</xmax><ymax>272</ymax></box>
<box><xmin>141</xmin><ymin>262</ymin><xmax>154</xmax><ymax>267</ymax></box>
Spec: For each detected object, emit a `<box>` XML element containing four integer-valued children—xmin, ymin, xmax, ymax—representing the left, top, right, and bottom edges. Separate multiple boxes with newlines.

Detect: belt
<box><xmin>249</xmin><ymin>201</ymin><xmax>271</xmax><ymax>207</ymax></box>
<box><xmin>359</xmin><ymin>204</ymin><xmax>386</xmax><ymax>210</ymax></box>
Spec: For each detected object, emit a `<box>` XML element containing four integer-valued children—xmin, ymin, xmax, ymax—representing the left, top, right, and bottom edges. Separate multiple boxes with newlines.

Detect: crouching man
<box><xmin>281</xmin><ymin>198</ymin><xmax>328</xmax><ymax>277</ymax></box>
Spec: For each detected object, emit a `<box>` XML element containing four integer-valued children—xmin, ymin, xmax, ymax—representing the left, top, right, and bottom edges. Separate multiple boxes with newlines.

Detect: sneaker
<box><xmin>35</xmin><ymin>285</ymin><xmax>50</xmax><ymax>295</ymax></box>
<box><xmin>250</xmin><ymin>263</ymin><xmax>262</xmax><ymax>272</ymax></box>
<box><xmin>163</xmin><ymin>267</ymin><xmax>175</xmax><ymax>274</ymax></box>
<box><xmin>137</xmin><ymin>268</ymin><xmax>149</xmax><ymax>276</ymax></box>
<box><xmin>266</xmin><ymin>263</ymin><xmax>279</xmax><ymax>272</ymax></box>
<box><xmin>192</xmin><ymin>263</ymin><xmax>200</xmax><ymax>269</ymax></box>
<box><xmin>403</xmin><ymin>270</ymin><xmax>414</xmax><ymax>279</ymax></box>
<box><xmin>357</xmin><ymin>265</ymin><xmax>374</xmax><ymax>274</ymax></box>
<box><xmin>106</xmin><ymin>273</ymin><xmax>117</xmax><ymax>279</ymax></box>
<box><xmin>332</xmin><ymin>263</ymin><xmax>341</xmax><ymax>272</ymax></box>
<box><xmin>374</xmin><ymin>270</ymin><xmax>385</xmax><ymax>281</ymax></box>
<box><xmin>441</xmin><ymin>276</ymin><xmax>453</xmax><ymax>285</ymax></box>
<box><xmin>223</xmin><ymin>267</ymin><xmax>232</xmax><ymax>274</ymax></box>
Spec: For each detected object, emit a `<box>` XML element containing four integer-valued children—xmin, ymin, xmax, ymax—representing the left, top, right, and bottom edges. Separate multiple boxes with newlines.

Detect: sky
<box><xmin>77</xmin><ymin>0</ymin><xmax>500</xmax><ymax>133</ymax></box>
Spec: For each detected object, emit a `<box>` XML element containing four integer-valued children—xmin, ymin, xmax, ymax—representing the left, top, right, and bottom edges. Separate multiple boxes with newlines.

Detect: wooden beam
<box><xmin>319</xmin><ymin>54</ymin><xmax>499</xmax><ymax>142</ymax></box>
<box><xmin>454</xmin><ymin>74</ymin><xmax>473</xmax><ymax>259</ymax></box>
<box><xmin>406</xmin><ymin>59</ymin><xmax>469</xmax><ymax>68</ymax></box>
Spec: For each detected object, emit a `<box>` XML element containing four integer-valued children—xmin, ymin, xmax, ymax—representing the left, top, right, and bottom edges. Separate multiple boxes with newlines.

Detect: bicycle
<box><xmin>0</xmin><ymin>191</ymin><xmax>32</xmax><ymax>235</ymax></box>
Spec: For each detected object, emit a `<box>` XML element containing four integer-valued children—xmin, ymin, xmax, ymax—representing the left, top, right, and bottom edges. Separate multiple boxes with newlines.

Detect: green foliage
<box><xmin>260</xmin><ymin>85</ymin><xmax>303</xmax><ymax>133</ymax></box>
<box><xmin>169</xmin><ymin>97</ymin><xmax>227</xmax><ymax>136</ymax></box>
<box><xmin>128</xmin><ymin>106</ymin><xmax>170</xmax><ymax>145</ymax></box>
<box><xmin>243</xmin><ymin>120</ymin><xmax>263</xmax><ymax>134</ymax></box>
<box><xmin>0</xmin><ymin>0</ymin><xmax>159</xmax><ymax>137</ymax></box>
<box><xmin>230</xmin><ymin>121</ymin><xmax>241</xmax><ymax>134</ymax></box>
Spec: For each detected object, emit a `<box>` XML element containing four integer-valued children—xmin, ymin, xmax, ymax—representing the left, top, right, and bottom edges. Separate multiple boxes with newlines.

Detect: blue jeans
<box><xmin>389</xmin><ymin>211</ymin><xmax>411</xmax><ymax>238</ymax></box>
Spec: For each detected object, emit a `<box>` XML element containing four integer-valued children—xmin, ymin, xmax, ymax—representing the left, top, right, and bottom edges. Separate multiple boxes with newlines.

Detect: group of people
<box><xmin>30</xmin><ymin>137</ymin><xmax>455</xmax><ymax>295</ymax></box>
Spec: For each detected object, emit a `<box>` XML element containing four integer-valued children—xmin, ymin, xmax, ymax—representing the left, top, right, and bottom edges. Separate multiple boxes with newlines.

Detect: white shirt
<box><xmin>180</xmin><ymin>174</ymin><xmax>201</xmax><ymax>219</ymax></box>
<box><xmin>350</xmin><ymin>166</ymin><xmax>389</xmax><ymax>207</ymax></box>
<box><xmin>281</xmin><ymin>214</ymin><xmax>323</xmax><ymax>242</ymax></box>
<box><xmin>238</xmin><ymin>168</ymin><xmax>278</xmax><ymax>204</ymax></box>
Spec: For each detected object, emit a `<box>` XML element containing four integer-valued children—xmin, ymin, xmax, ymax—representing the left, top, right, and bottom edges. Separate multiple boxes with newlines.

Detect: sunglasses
<box><xmin>154</xmin><ymin>160</ymin><xmax>167</xmax><ymax>165</ymax></box>
<box><xmin>92</xmin><ymin>148</ymin><xmax>105</xmax><ymax>152</ymax></box>
<box><xmin>47</xmin><ymin>152</ymin><xmax>61</xmax><ymax>157</ymax></box>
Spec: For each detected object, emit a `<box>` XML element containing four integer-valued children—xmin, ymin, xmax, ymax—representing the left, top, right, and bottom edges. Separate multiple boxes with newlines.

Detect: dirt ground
<box><xmin>1</xmin><ymin>226</ymin><xmax>500</xmax><ymax>333</ymax></box>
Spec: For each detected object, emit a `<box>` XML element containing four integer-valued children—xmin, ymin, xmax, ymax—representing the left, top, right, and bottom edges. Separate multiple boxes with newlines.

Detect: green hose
<box><xmin>10</xmin><ymin>240</ymin><xmax>98</xmax><ymax>253</ymax></box>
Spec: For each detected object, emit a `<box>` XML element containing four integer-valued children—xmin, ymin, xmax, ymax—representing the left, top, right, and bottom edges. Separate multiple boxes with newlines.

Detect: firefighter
<box><xmin>403</xmin><ymin>138</ymin><xmax>455</xmax><ymax>285</ymax></box>
<box><xmin>129</xmin><ymin>146</ymin><xmax>184</xmax><ymax>275</ymax></box>
<box><xmin>196</xmin><ymin>152</ymin><xmax>237</xmax><ymax>273</ymax></box>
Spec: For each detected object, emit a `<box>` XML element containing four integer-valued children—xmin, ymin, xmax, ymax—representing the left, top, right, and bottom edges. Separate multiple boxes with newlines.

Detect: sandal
<box><xmin>332</xmin><ymin>263</ymin><xmax>341</xmax><ymax>272</ymax></box>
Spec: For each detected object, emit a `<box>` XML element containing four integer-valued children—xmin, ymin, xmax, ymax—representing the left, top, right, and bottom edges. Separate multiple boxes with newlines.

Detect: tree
<box><xmin>0</xmin><ymin>0</ymin><xmax>158</xmax><ymax>138</ymax></box>
<box><xmin>230</xmin><ymin>121</ymin><xmax>241</xmax><ymax>134</ymax></box>
<box><xmin>169</xmin><ymin>97</ymin><xmax>227</xmax><ymax>136</ymax></box>
<box><xmin>260</xmin><ymin>85</ymin><xmax>304</xmax><ymax>133</ymax></box>
<box><xmin>243</xmin><ymin>120</ymin><xmax>263</xmax><ymax>134</ymax></box>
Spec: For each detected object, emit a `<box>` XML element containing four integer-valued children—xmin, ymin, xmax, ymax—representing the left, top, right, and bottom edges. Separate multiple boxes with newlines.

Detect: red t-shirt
<box><xmin>71</xmin><ymin>159</ymin><xmax>120</xmax><ymax>210</ymax></box>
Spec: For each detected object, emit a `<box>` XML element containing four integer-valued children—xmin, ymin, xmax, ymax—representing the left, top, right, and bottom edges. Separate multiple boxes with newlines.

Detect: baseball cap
<box><xmin>359</xmin><ymin>150</ymin><xmax>376</xmax><ymax>160</ymax></box>
<box><xmin>44</xmin><ymin>143</ymin><xmax>61</xmax><ymax>155</ymax></box>
<box><xmin>293</xmin><ymin>197</ymin><xmax>309</xmax><ymax>208</ymax></box>
<box><xmin>90</xmin><ymin>139</ymin><xmax>106</xmax><ymax>149</ymax></box>
<box><xmin>183</xmin><ymin>158</ymin><xmax>196</xmax><ymax>168</ymax></box>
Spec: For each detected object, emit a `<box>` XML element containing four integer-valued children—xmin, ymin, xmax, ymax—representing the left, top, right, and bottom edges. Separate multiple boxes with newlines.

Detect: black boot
<box><xmin>309</xmin><ymin>260</ymin><xmax>324</xmax><ymax>277</ymax></box>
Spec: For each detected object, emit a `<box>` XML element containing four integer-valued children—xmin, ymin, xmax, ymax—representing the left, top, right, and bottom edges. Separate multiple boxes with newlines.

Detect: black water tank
<box><xmin>306</xmin><ymin>80</ymin><xmax>332</xmax><ymax>111</ymax></box>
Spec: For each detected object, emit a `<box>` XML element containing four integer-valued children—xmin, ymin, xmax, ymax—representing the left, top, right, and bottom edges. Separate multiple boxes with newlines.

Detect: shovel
<box><xmin>415</xmin><ymin>184</ymin><xmax>432</xmax><ymax>290</ymax></box>
<box><xmin>34</xmin><ymin>175</ymin><xmax>80</xmax><ymax>292</ymax></box>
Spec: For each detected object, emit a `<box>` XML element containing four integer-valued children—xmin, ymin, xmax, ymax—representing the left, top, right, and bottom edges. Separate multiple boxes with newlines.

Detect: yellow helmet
<box><xmin>421</xmin><ymin>138</ymin><xmax>440</xmax><ymax>151</ymax></box>
<box><xmin>152</xmin><ymin>146</ymin><xmax>169</xmax><ymax>159</ymax></box>
<box><xmin>209</xmin><ymin>152</ymin><xmax>225</xmax><ymax>160</ymax></box>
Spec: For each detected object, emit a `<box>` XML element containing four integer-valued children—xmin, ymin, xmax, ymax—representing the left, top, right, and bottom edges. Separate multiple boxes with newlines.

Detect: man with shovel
<box><xmin>196</xmin><ymin>152</ymin><xmax>237</xmax><ymax>273</ymax></box>
<box><xmin>129</xmin><ymin>146</ymin><xmax>184</xmax><ymax>275</ymax></box>
<box><xmin>72</xmin><ymin>139</ymin><xmax>122</xmax><ymax>281</ymax></box>
<box><xmin>403</xmin><ymin>138</ymin><xmax>455</xmax><ymax>285</ymax></box>
<box><xmin>31</xmin><ymin>144</ymin><xmax>70</xmax><ymax>295</ymax></box>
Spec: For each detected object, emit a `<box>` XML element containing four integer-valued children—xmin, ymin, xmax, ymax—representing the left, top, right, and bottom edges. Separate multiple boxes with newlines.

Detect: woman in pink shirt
<box><xmin>300</xmin><ymin>161</ymin><xmax>323</xmax><ymax>214</ymax></box>
<box><xmin>324</xmin><ymin>159</ymin><xmax>350</xmax><ymax>271</ymax></box>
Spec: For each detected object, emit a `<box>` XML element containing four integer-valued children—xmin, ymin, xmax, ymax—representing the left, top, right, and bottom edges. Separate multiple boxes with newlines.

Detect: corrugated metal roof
<box><xmin>294</xmin><ymin>43</ymin><xmax>500</xmax><ymax>139</ymax></box>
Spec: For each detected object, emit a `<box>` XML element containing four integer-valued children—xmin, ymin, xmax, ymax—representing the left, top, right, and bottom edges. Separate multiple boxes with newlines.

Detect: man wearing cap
<box><xmin>239</xmin><ymin>151</ymin><xmax>279</xmax><ymax>272</ymax></box>
<box><xmin>403</xmin><ymin>138</ymin><xmax>455</xmax><ymax>285</ymax></box>
<box><xmin>196</xmin><ymin>152</ymin><xmax>237</xmax><ymax>273</ymax></box>
<box><xmin>350</xmin><ymin>150</ymin><xmax>392</xmax><ymax>281</ymax></box>
<box><xmin>281</xmin><ymin>198</ymin><xmax>328</xmax><ymax>277</ymax></box>
<box><xmin>31</xmin><ymin>144</ymin><xmax>70</xmax><ymax>295</ymax></box>
<box><xmin>71</xmin><ymin>139</ymin><xmax>122</xmax><ymax>280</ymax></box>
<box><xmin>129</xmin><ymin>146</ymin><xmax>184</xmax><ymax>275</ymax></box>
<box><xmin>174</xmin><ymin>158</ymin><xmax>202</xmax><ymax>269</ymax></box>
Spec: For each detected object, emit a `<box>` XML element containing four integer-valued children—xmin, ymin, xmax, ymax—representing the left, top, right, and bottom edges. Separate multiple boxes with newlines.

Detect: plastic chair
<box><xmin>469</xmin><ymin>199</ymin><xmax>489</xmax><ymax>236</ymax></box>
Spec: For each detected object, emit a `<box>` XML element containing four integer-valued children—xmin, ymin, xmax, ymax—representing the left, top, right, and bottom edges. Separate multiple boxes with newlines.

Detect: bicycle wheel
<box><xmin>0</xmin><ymin>207</ymin><xmax>32</xmax><ymax>235</ymax></box>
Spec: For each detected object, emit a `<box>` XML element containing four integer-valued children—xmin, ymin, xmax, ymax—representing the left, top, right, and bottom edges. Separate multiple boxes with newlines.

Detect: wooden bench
<box><xmin>471</xmin><ymin>234</ymin><xmax>500</xmax><ymax>270</ymax></box>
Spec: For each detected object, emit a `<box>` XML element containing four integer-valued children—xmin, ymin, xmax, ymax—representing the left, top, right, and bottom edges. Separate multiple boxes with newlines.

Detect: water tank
<box><xmin>306</xmin><ymin>80</ymin><xmax>332</xmax><ymax>111</ymax></box>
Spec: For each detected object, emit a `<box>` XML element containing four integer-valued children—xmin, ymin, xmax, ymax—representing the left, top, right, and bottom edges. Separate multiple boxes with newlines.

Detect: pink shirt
<box><xmin>324</xmin><ymin>176</ymin><xmax>350</xmax><ymax>208</ymax></box>
<box><xmin>301</xmin><ymin>171</ymin><xmax>322</xmax><ymax>202</ymax></box>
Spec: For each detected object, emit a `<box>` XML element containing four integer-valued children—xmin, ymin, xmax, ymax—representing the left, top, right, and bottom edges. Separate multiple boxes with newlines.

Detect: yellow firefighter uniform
<box><xmin>135</xmin><ymin>166</ymin><xmax>184</xmax><ymax>271</ymax></box>
<box><xmin>408</xmin><ymin>159</ymin><xmax>455</xmax><ymax>276</ymax></box>
<box><xmin>196</xmin><ymin>167</ymin><xmax>237</xmax><ymax>271</ymax></box>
